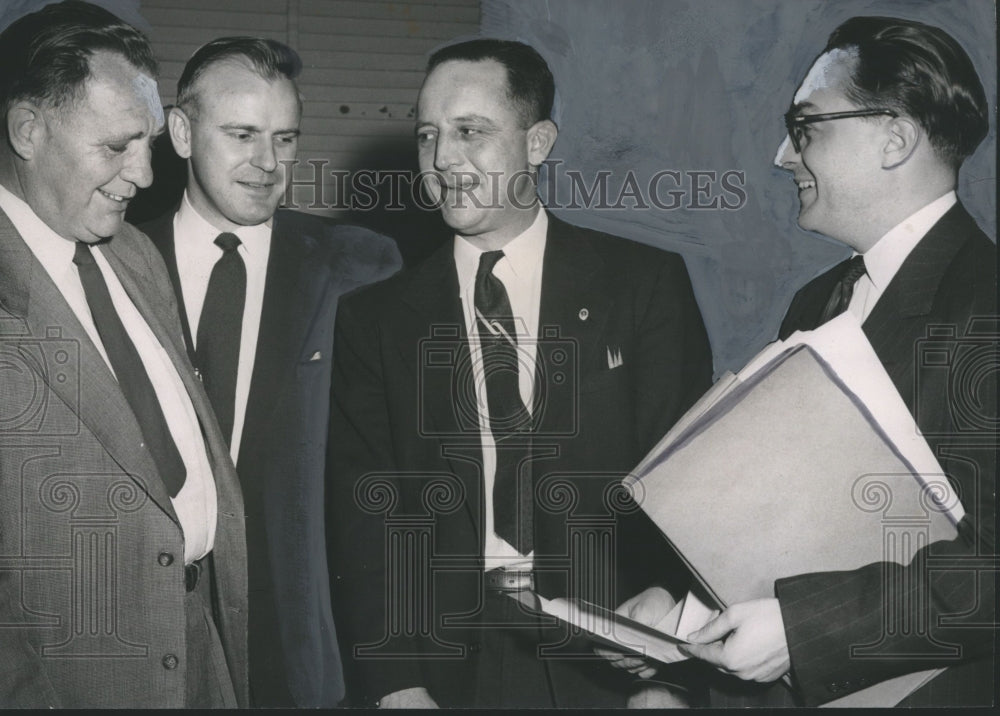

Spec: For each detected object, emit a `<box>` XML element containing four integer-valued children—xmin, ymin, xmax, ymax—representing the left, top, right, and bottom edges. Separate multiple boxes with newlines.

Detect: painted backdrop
<box><xmin>483</xmin><ymin>0</ymin><xmax>996</xmax><ymax>374</ymax></box>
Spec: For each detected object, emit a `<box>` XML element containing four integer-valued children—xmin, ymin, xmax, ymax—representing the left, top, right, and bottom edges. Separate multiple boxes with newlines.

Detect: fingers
<box><xmin>594</xmin><ymin>646</ymin><xmax>652</xmax><ymax>672</ymax></box>
<box><xmin>677</xmin><ymin>640</ymin><xmax>727</xmax><ymax>669</ymax></box>
<box><xmin>685</xmin><ymin>608</ymin><xmax>734</xmax><ymax>644</ymax></box>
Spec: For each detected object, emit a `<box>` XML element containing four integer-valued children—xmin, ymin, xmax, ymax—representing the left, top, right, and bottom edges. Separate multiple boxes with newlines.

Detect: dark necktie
<box><xmin>73</xmin><ymin>241</ymin><xmax>187</xmax><ymax>497</ymax></box>
<box><xmin>196</xmin><ymin>233</ymin><xmax>246</xmax><ymax>447</ymax></box>
<box><xmin>819</xmin><ymin>255</ymin><xmax>867</xmax><ymax>325</ymax></box>
<box><xmin>474</xmin><ymin>250</ymin><xmax>533</xmax><ymax>554</ymax></box>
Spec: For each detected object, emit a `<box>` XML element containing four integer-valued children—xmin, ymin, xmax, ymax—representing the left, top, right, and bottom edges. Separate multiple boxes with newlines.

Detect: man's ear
<box><xmin>7</xmin><ymin>102</ymin><xmax>44</xmax><ymax>160</ymax></box>
<box><xmin>168</xmin><ymin>105</ymin><xmax>193</xmax><ymax>159</ymax></box>
<box><xmin>526</xmin><ymin>119</ymin><xmax>558</xmax><ymax>166</ymax></box>
<box><xmin>882</xmin><ymin>116</ymin><xmax>920</xmax><ymax>169</ymax></box>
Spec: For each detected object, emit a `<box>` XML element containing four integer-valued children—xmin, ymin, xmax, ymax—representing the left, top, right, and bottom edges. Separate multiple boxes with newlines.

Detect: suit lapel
<box><xmin>238</xmin><ymin>213</ymin><xmax>318</xmax><ymax>466</ymax></box>
<box><xmin>863</xmin><ymin>203</ymin><xmax>974</xmax><ymax>400</ymax></box>
<box><xmin>535</xmin><ymin>215</ymin><xmax>612</xmax><ymax>434</ymax></box>
<box><xmin>142</xmin><ymin>209</ymin><xmax>195</xmax><ymax>360</ymax></box>
<box><xmin>0</xmin><ymin>210</ymin><xmax>178</xmax><ymax>522</ymax></box>
<box><xmin>398</xmin><ymin>241</ymin><xmax>484</xmax><ymax>537</ymax></box>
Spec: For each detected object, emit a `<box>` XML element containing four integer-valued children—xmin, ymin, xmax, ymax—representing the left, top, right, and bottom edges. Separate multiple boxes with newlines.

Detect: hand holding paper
<box><xmin>679</xmin><ymin>598</ymin><xmax>790</xmax><ymax>683</ymax></box>
<box><xmin>594</xmin><ymin>587</ymin><xmax>676</xmax><ymax>679</ymax></box>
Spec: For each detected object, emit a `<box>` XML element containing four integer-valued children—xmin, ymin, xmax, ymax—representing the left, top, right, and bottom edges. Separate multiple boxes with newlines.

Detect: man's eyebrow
<box><xmin>103</xmin><ymin>128</ymin><xmax>159</xmax><ymax>143</ymax></box>
<box><xmin>219</xmin><ymin>123</ymin><xmax>261</xmax><ymax>132</ymax></box>
<box><xmin>788</xmin><ymin>101</ymin><xmax>818</xmax><ymax>115</ymax></box>
<box><xmin>452</xmin><ymin>114</ymin><xmax>499</xmax><ymax>128</ymax></box>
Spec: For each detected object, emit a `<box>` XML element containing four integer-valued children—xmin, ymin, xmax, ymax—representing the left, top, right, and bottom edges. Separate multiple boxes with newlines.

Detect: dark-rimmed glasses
<box><xmin>783</xmin><ymin>109</ymin><xmax>898</xmax><ymax>153</ymax></box>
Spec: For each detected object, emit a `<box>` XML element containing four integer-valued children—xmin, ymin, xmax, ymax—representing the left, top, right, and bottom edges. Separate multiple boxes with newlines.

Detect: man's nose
<box><xmin>773</xmin><ymin>135</ymin><xmax>798</xmax><ymax>169</ymax></box>
<box><xmin>434</xmin><ymin>135</ymin><xmax>461</xmax><ymax>171</ymax></box>
<box><xmin>251</xmin><ymin>138</ymin><xmax>278</xmax><ymax>172</ymax></box>
<box><xmin>122</xmin><ymin>142</ymin><xmax>153</xmax><ymax>188</ymax></box>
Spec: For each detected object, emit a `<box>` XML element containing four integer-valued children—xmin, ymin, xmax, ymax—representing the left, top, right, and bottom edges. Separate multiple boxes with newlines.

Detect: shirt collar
<box><xmin>861</xmin><ymin>191</ymin><xmax>956</xmax><ymax>291</ymax></box>
<box><xmin>175</xmin><ymin>190</ymin><xmax>272</xmax><ymax>255</ymax></box>
<box><xmin>453</xmin><ymin>208</ymin><xmax>548</xmax><ymax>293</ymax></box>
<box><xmin>0</xmin><ymin>182</ymin><xmax>77</xmax><ymax>266</ymax></box>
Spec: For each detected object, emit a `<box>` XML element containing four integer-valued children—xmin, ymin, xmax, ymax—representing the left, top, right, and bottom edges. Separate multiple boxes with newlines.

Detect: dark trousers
<box><xmin>468</xmin><ymin>590</ymin><xmax>631</xmax><ymax>709</ymax></box>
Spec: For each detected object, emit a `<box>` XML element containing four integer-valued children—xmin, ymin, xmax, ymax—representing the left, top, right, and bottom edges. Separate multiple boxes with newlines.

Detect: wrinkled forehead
<box><xmin>82</xmin><ymin>51</ymin><xmax>164</xmax><ymax>127</ymax></box>
<box><xmin>793</xmin><ymin>47</ymin><xmax>858</xmax><ymax>107</ymax></box>
<box><xmin>132</xmin><ymin>71</ymin><xmax>164</xmax><ymax>127</ymax></box>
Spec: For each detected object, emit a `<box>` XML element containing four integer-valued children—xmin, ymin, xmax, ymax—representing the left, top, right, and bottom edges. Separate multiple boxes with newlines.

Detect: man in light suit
<box><xmin>328</xmin><ymin>39</ymin><xmax>713</xmax><ymax>708</ymax></box>
<box><xmin>140</xmin><ymin>37</ymin><xmax>402</xmax><ymax>707</ymax></box>
<box><xmin>667</xmin><ymin>16</ymin><xmax>996</xmax><ymax>707</ymax></box>
<box><xmin>0</xmin><ymin>1</ymin><xmax>247</xmax><ymax>708</ymax></box>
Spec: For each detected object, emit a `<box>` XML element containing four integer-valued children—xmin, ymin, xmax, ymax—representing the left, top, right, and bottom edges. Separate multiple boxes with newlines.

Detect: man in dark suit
<box><xmin>0</xmin><ymin>1</ymin><xmax>247</xmax><ymax>707</ymax></box>
<box><xmin>673</xmin><ymin>16</ymin><xmax>996</xmax><ymax>707</ymax></box>
<box><xmin>328</xmin><ymin>38</ymin><xmax>713</xmax><ymax>708</ymax></box>
<box><xmin>139</xmin><ymin>37</ymin><xmax>402</xmax><ymax>707</ymax></box>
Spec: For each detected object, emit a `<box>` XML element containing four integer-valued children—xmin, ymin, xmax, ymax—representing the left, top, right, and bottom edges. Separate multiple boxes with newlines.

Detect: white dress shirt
<box><xmin>850</xmin><ymin>191</ymin><xmax>957</xmax><ymax>321</ymax></box>
<box><xmin>0</xmin><ymin>185</ymin><xmax>217</xmax><ymax>564</ymax></box>
<box><xmin>173</xmin><ymin>192</ymin><xmax>271</xmax><ymax>463</ymax></box>
<box><xmin>454</xmin><ymin>208</ymin><xmax>547</xmax><ymax>570</ymax></box>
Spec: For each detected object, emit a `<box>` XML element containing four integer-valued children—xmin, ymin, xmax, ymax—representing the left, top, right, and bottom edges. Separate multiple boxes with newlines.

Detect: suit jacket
<box><xmin>0</xmin><ymin>210</ymin><xmax>248</xmax><ymax>708</ymax></box>
<box><xmin>141</xmin><ymin>208</ymin><xmax>402</xmax><ymax>707</ymax></box>
<box><xmin>773</xmin><ymin>203</ymin><xmax>997</xmax><ymax>706</ymax></box>
<box><xmin>328</xmin><ymin>213</ymin><xmax>713</xmax><ymax>706</ymax></box>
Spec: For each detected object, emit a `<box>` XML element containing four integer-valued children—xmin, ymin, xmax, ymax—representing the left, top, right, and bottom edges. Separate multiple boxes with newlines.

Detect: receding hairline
<box><xmin>178</xmin><ymin>56</ymin><xmax>302</xmax><ymax>115</ymax></box>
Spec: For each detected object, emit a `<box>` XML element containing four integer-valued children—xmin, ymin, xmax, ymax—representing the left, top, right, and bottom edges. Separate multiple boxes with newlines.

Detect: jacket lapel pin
<box><xmin>606</xmin><ymin>346</ymin><xmax>623</xmax><ymax>370</ymax></box>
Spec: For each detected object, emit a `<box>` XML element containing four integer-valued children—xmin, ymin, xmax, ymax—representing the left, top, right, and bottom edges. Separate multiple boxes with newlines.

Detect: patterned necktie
<box><xmin>819</xmin><ymin>255</ymin><xmax>867</xmax><ymax>324</ymax></box>
<box><xmin>196</xmin><ymin>233</ymin><xmax>246</xmax><ymax>447</ymax></box>
<box><xmin>474</xmin><ymin>250</ymin><xmax>533</xmax><ymax>554</ymax></box>
<box><xmin>73</xmin><ymin>241</ymin><xmax>187</xmax><ymax>497</ymax></box>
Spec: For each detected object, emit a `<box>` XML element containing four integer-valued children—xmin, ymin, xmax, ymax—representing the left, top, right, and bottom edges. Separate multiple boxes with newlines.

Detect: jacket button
<box><xmin>158</xmin><ymin>552</ymin><xmax>174</xmax><ymax>567</ymax></box>
<box><xmin>162</xmin><ymin>653</ymin><xmax>179</xmax><ymax>670</ymax></box>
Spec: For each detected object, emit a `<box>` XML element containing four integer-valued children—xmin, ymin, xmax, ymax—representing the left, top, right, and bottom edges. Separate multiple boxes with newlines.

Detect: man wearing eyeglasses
<box><xmin>605</xmin><ymin>15</ymin><xmax>996</xmax><ymax>708</ymax></box>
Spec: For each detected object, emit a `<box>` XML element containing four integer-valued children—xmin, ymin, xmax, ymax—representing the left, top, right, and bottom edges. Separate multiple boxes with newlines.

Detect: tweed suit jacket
<box><xmin>0</xmin><ymin>209</ymin><xmax>248</xmax><ymax>708</ymax></box>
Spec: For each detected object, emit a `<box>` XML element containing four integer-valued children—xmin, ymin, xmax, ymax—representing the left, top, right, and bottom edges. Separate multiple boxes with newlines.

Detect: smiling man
<box><xmin>328</xmin><ymin>39</ymin><xmax>712</xmax><ymax>708</ymax></box>
<box><xmin>139</xmin><ymin>37</ymin><xmax>401</xmax><ymax>707</ymax></box>
<box><xmin>673</xmin><ymin>16</ymin><xmax>996</xmax><ymax>708</ymax></box>
<box><xmin>0</xmin><ymin>1</ymin><xmax>248</xmax><ymax>707</ymax></box>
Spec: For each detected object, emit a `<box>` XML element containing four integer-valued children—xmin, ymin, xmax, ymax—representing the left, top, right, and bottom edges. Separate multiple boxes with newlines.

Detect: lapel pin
<box><xmin>578</xmin><ymin>308</ymin><xmax>589</xmax><ymax>321</ymax></box>
<box><xmin>193</xmin><ymin>367</ymin><xmax>203</xmax><ymax>382</ymax></box>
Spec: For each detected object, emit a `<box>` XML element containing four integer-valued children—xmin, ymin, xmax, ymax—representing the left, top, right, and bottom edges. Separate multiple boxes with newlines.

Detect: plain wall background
<box><xmin>2</xmin><ymin>1</ymin><xmax>994</xmax><ymax>375</ymax></box>
<box><xmin>482</xmin><ymin>0</ymin><xmax>996</xmax><ymax>374</ymax></box>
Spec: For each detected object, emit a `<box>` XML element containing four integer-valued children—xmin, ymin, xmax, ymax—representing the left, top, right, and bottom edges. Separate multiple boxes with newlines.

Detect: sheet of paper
<box><xmin>508</xmin><ymin>591</ymin><xmax>692</xmax><ymax>665</ymax></box>
<box><xmin>780</xmin><ymin>313</ymin><xmax>963</xmax><ymax>521</ymax></box>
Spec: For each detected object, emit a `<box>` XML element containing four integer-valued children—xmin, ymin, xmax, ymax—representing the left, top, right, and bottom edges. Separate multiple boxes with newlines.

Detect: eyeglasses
<box><xmin>783</xmin><ymin>109</ymin><xmax>898</xmax><ymax>153</ymax></box>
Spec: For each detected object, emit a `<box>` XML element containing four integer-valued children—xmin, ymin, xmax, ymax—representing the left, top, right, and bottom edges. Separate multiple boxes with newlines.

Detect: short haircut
<box><xmin>176</xmin><ymin>36</ymin><xmax>302</xmax><ymax>119</ymax></box>
<box><xmin>0</xmin><ymin>0</ymin><xmax>157</xmax><ymax>118</ymax></box>
<box><xmin>825</xmin><ymin>16</ymin><xmax>988</xmax><ymax>167</ymax></box>
<box><xmin>427</xmin><ymin>38</ymin><xmax>555</xmax><ymax>127</ymax></box>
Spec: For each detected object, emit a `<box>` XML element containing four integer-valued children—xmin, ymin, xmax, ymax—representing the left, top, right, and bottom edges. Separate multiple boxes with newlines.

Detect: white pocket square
<box><xmin>308</xmin><ymin>350</ymin><xmax>322</xmax><ymax>361</ymax></box>
<box><xmin>606</xmin><ymin>346</ymin><xmax>623</xmax><ymax>370</ymax></box>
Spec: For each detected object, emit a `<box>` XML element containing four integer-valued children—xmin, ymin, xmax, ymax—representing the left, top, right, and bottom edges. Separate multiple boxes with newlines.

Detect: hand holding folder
<box><xmin>622</xmin><ymin>314</ymin><xmax>962</xmax><ymax>707</ymax></box>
